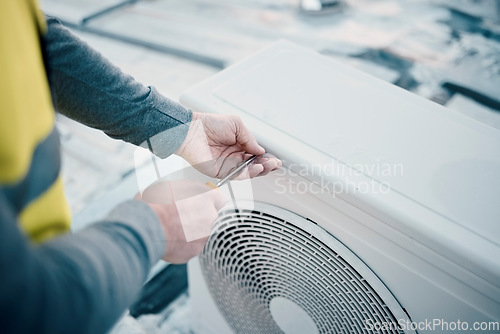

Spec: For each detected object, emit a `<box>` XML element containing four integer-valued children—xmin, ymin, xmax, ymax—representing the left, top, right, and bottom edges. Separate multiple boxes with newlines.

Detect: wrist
<box><xmin>141</xmin><ymin>201</ymin><xmax>174</xmax><ymax>255</ymax></box>
<box><xmin>174</xmin><ymin>111</ymin><xmax>203</xmax><ymax>157</ymax></box>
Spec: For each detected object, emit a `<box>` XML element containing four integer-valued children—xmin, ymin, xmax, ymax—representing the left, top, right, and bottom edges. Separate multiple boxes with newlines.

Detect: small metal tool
<box><xmin>206</xmin><ymin>155</ymin><xmax>258</xmax><ymax>189</ymax></box>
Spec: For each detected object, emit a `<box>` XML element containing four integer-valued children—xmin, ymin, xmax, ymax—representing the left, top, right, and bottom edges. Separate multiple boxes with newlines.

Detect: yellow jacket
<box><xmin>0</xmin><ymin>0</ymin><xmax>71</xmax><ymax>242</ymax></box>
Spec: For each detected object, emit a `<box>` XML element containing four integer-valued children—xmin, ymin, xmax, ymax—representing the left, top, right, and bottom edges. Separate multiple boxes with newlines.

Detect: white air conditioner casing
<box><xmin>180</xmin><ymin>41</ymin><xmax>500</xmax><ymax>334</ymax></box>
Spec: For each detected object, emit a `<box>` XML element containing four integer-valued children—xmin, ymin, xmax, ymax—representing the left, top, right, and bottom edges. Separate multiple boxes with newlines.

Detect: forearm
<box><xmin>44</xmin><ymin>17</ymin><xmax>192</xmax><ymax>157</ymax></box>
<box><xmin>0</xmin><ymin>196</ymin><xmax>164</xmax><ymax>334</ymax></box>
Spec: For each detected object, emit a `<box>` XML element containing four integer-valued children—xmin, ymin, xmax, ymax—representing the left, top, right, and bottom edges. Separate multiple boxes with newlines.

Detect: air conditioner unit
<box><xmin>179</xmin><ymin>40</ymin><xmax>500</xmax><ymax>334</ymax></box>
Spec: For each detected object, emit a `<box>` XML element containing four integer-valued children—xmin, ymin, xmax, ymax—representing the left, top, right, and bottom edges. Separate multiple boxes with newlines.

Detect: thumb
<box><xmin>234</xmin><ymin>117</ymin><xmax>265</xmax><ymax>155</ymax></box>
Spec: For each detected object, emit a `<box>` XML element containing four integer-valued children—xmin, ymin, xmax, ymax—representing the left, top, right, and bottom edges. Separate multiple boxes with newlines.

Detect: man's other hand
<box><xmin>137</xmin><ymin>179</ymin><xmax>226</xmax><ymax>264</ymax></box>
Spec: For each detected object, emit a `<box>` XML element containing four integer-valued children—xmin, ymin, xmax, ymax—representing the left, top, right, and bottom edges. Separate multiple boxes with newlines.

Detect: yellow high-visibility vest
<box><xmin>0</xmin><ymin>0</ymin><xmax>71</xmax><ymax>242</ymax></box>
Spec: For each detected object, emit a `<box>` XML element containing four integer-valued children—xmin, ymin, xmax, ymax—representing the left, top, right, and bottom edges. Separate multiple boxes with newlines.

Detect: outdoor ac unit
<box><xmin>180</xmin><ymin>40</ymin><xmax>500</xmax><ymax>334</ymax></box>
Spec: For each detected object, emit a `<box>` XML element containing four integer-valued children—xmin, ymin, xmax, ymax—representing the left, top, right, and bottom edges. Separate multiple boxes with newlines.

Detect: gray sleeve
<box><xmin>44</xmin><ymin>17</ymin><xmax>191</xmax><ymax>158</ymax></box>
<box><xmin>0</xmin><ymin>194</ymin><xmax>165</xmax><ymax>334</ymax></box>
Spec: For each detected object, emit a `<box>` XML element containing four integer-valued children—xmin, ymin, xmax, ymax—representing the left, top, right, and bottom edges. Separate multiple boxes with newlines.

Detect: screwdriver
<box><xmin>206</xmin><ymin>155</ymin><xmax>258</xmax><ymax>189</ymax></box>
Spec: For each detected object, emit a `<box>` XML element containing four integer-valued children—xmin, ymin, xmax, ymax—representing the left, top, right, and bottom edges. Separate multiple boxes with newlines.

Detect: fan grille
<box><xmin>200</xmin><ymin>202</ymin><xmax>412</xmax><ymax>334</ymax></box>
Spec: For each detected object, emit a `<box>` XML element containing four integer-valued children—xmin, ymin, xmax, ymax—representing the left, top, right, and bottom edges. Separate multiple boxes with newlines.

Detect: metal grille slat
<box><xmin>200</xmin><ymin>202</ymin><xmax>414</xmax><ymax>334</ymax></box>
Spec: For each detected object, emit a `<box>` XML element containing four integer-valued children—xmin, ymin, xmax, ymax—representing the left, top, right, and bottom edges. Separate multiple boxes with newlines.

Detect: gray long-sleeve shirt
<box><xmin>0</xmin><ymin>18</ymin><xmax>192</xmax><ymax>333</ymax></box>
<box><xmin>47</xmin><ymin>17</ymin><xmax>192</xmax><ymax>158</ymax></box>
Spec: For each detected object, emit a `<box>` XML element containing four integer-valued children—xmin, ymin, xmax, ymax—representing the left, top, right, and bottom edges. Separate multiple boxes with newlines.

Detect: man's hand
<box><xmin>175</xmin><ymin>112</ymin><xmax>282</xmax><ymax>179</ymax></box>
<box><xmin>138</xmin><ymin>179</ymin><xmax>226</xmax><ymax>264</ymax></box>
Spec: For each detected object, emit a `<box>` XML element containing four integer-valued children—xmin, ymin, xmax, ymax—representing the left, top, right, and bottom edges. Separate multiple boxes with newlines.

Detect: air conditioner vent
<box><xmin>200</xmin><ymin>202</ymin><xmax>414</xmax><ymax>334</ymax></box>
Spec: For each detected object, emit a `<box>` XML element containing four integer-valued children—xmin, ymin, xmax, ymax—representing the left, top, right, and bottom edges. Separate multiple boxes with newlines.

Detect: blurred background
<box><xmin>40</xmin><ymin>0</ymin><xmax>500</xmax><ymax>333</ymax></box>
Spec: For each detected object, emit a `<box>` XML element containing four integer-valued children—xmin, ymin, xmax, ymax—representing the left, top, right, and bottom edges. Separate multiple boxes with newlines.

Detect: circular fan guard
<box><xmin>199</xmin><ymin>202</ymin><xmax>413</xmax><ymax>334</ymax></box>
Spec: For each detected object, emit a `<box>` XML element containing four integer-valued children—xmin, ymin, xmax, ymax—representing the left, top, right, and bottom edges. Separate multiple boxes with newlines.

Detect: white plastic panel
<box><xmin>211</xmin><ymin>48</ymin><xmax>500</xmax><ymax>245</ymax></box>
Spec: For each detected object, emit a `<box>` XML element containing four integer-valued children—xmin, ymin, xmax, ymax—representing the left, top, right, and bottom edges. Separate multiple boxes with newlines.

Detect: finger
<box><xmin>233</xmin><ymin>157</ymin><xmax>281</xmax><ymax>179</ymax></box>
<box><xmin>247</xmin><ymin>163</ymin><xmax>265</xmax><ymax>178</ymax></box>
<box><xmin>211</xmin><ymin>189</ymin><xmax>227</xmax><ymax>211</ymax></box>
<box><xmin>253</xmin><ymin>154</ymin><xmax>281</xmax><ymax>167</ymax></box>
<box><xmin>217</xmin><ymin>151</ymin><xmax>251</xmax><ymax>178</ymax></box>
<box><xmin>234</xmin><ymin>117</ymin><xmax>266</xmax><ymax>155</ymax></box>
<box><xmin>255</xmin><ymin>152</ymin><xmax>281</xmax><ymax>161</ymax></box>
<box><xmin>258</xmin><ymin>158</ymin><xmax>282</xmax><ymax>176</ymax></box>
<box><xmin>251</xmin><ymin>154</ymin><xmax>282</xmax><ymax>177</ymax></box>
